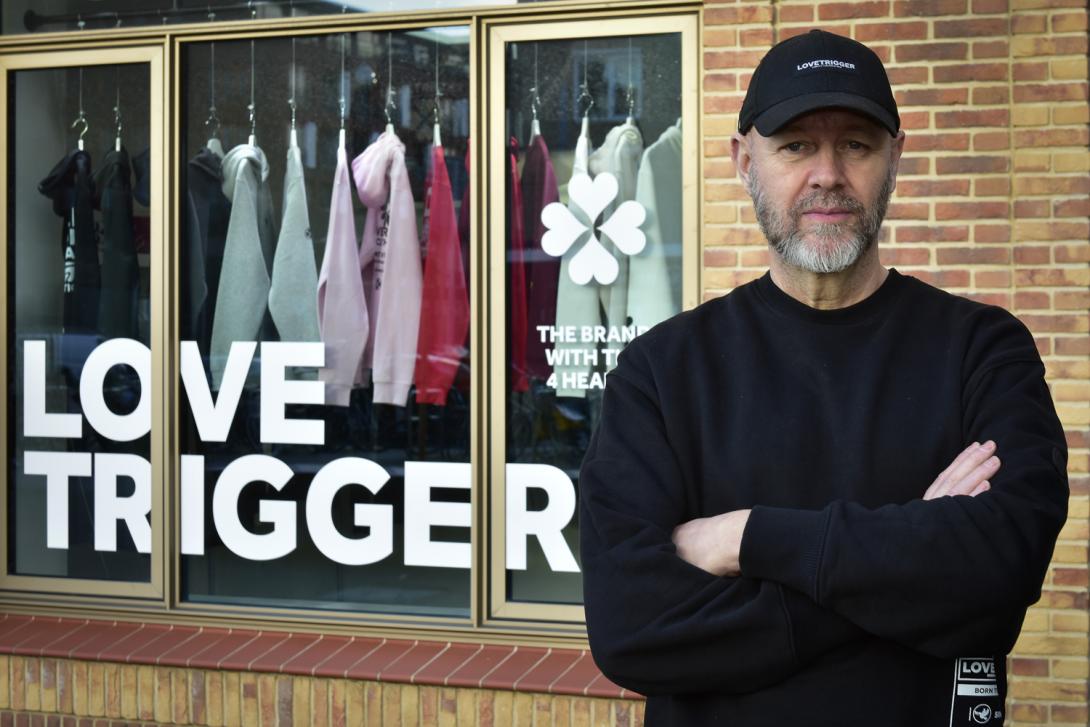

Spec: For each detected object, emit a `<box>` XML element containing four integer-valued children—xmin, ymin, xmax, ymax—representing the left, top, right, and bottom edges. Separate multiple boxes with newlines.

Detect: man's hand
<box><xmin>923</xmin><ymin>440</ymin><xmax>999</xmax><ymax>500</ymax></box>
<box><xmin>671</xmin><ymin>509</ymin><xmax>751</xmax><ymax>577</ymax></box>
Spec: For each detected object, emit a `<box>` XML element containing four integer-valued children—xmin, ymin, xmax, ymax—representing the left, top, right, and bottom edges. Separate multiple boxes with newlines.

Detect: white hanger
<box><xmin>384</xmin><ymin>32</ymin><xmax>397</xmax><ymax>137</ymax></box>
<box><xmin>529</xmin><ymin>43</ymin><xmax>542</xmax><ymax>141</ymax></box>
<box><xmin>432</xmin><ymin>36</ymin><xmax>443</xmax><ymax>147</ymax></box>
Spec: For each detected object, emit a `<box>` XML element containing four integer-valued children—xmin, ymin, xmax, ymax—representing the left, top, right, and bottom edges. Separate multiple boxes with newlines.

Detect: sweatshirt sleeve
<box><xmin>581</xmin><ymin>342</ymin><xmax>864</xmax><ymax>697</ymax></box>
<box><xmin>739</xmin><ymin>308</ymin><xmax>1068</xmax><ymax>659</ymax></box>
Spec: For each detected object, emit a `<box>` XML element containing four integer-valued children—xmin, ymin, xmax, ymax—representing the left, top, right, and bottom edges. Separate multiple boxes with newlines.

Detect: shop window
<box><xmin>177</xmin><ymin>27</ymin><xmax>473</xmax><ymax>617</ymax></box>
<box><xmin>487</xmin><ymin>14</ymin><xmax>698</xmax><ymax>624</ymax></box>
<box><xmin>1</xmin><ymin>47</ymin><xmax>165</xmax><ymax>597</ymax></box>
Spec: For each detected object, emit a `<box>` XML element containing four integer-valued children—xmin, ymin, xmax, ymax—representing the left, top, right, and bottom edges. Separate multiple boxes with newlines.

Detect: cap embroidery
<box><xmin>796</xmin><ymin>59</ymin><xmax>857</xmax><ymax>71</ymax></box>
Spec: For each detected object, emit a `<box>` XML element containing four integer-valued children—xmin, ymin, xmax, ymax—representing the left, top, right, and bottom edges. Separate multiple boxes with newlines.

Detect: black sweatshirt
<box><xmin>39</xmin><ymin>149</ymin><xmax>100</xmax><ymax>333</ymax></box>
<box><xmin>579</xmin><ymin>270</ymin><xmax>1068</xmax><ymax>726</ymax></box>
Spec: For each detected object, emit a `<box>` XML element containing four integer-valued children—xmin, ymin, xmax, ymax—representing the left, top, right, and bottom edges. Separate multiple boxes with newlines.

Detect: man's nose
<box><xmin>807</xmin><ymin>146</ymin><xmax>846</xmax><ymax>190</ymax></box>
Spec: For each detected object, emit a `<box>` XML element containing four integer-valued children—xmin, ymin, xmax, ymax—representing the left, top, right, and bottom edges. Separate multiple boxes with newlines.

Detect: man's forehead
<box><xmin>761</xmin><ymin>108</ymin><xmax>888</xmax><ymax>137</ymax></box>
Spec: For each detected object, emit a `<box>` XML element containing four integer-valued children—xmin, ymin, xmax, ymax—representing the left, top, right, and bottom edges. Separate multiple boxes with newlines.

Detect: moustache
<box><xmin>791</xmin><ymin>193</ymin><xmax>865</xmax><ymax>219</ymax></box>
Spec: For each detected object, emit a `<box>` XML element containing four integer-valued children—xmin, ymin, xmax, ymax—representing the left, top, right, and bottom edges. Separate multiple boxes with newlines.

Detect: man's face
<box><xmin>735</xmin><ymin>109</ymin><xmax>904</xmax><ymax>275</ymax></box>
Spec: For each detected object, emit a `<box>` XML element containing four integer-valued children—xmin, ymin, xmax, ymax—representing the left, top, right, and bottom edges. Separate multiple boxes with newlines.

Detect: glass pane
<box><xmin>8</xmin><ymin>64</ymin><xmax>153</xmax><ymax>582</ymax></box>
<box><xmin>179</xmin><ymin>27</ymin><xmax>471</xmax><ymax>617</ymax></box>
<box><xmin>504</xmin><ymin>34</ymin><xmax>683</xmax><ymax>605</ymax></box>
<box><xmin>7</xmin><ymin>1</ymin><xmax>580</xmax><ymax>35</ymax></box>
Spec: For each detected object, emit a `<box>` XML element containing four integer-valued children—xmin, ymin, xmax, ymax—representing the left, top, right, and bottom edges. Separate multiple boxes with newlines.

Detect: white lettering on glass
<box><xmin>505</xmin><ymin>463</ymin><xmax>580</xmax><ymax>572</ymax></box>
<box><xmin>80</xmin><ymin>338</ymin><xmax>151</xmax><ymax>442</ymax></box>
<box><xmin>180</xmin><ymin>340</ymin><xmax>253</xmax><ymax>443</ymax></box>
<box><xmin>19</xmin><ymin>340</ymin><xmax>585</xmax><ymax>573</ymax></box>
<box><xmin>404</xmin><ymin>461</ymin><xmax>471</xmax><ymax>569</ymax></box>
<box><xmin>23</xmin><ymin>340</ymin><xmax>82</xmax><ymax>438</ymax></box>
<box><xmin>305</xmin><ymin>457</ymin><xmax>393</xmax><ymax>566</ymax></box>
<box><xmin>212</xmin><ymin>454</ymin><xmax>296</xmax><ymax>561</ymax></box>
<box><xmin>93</xmin><ymin>453</ymin><xmax>151</xmax><ymax>553</ymax></box>
<box><xmin>23</xmin><ymin>450</ymin><xmax>92</xmax><ymax>549</ymax></box>
<box><xmin>259</xmin><ymin>342</ymin><xmax>325</xmax><ymax>445</ymax></box>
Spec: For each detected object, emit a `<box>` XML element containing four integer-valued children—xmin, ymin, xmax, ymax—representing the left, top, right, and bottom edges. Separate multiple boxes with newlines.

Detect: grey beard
<box><xmin>747</xmin><ymin>164</ymin><xmax>894</xmax><ymax>274</ymax></box>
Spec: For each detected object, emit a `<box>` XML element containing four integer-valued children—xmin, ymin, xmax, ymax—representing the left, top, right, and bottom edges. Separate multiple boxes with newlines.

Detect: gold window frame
<box><xmin>483</xmin><ymin>10</ymin><xmax>701</xmax><ymax>629</ymax></box>
<box><xmin>0</xmin><ymin>44</ymin><xmax>169</xmax><ymax>601</ymax></box>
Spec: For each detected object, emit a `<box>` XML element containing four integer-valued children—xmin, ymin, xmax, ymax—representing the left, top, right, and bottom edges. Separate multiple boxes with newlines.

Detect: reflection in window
<box><xmin>179</xmin><ymin>27</ymin><xmax>472</xmax><ymax>617</ymax></box>
<box><xmin>505</xmin><ymin>34</ymin><xmax>683</xmax><ymax>606</ymax></box>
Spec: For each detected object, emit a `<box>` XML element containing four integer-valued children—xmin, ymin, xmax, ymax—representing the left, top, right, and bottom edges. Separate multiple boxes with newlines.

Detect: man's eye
<box><xmin>844</xmin><ymin>140</ymin><xmax>869</xmax><ymax>152</ymax></box>
<box><xmin>783</xmin><ymin>141</ymin><xmax>807</xmax><ymax>153</ymax></box>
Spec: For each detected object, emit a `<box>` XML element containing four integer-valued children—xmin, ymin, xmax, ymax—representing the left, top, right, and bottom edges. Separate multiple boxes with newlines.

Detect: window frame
<box><xmin>483</xmin><ymin>10</ymin><xmax>701</xmax><ymax>630</ymax></box>
<box><xmin>0</xmin><ymin>43</ymin><xmax>169</xmax><ymax>600</ymax></box>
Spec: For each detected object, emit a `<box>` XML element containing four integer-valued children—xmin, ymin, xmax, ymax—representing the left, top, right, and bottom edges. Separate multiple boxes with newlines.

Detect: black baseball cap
<box><xmin>739</xmin><ymin>29</ymin><xmax>900</xmax><ymax>137</ymax></box>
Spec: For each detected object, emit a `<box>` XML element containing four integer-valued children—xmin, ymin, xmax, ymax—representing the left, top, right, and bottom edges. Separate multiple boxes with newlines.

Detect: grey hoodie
<box><xmin>269</xmin><ymin>143</ymin><xmax>320</xmax><ymax>345</ymax></box>
<box><xmin>210</xmin><ymin>143</ymin><xmax>277</xmax><ymax>389</ymax></box>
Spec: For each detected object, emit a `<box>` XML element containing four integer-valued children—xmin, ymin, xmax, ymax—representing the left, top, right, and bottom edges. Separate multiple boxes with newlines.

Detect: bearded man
<box><xmin>579</xmin><ymin>29</ymin><xmax>1067</xmax><ymax>726</ymax></box>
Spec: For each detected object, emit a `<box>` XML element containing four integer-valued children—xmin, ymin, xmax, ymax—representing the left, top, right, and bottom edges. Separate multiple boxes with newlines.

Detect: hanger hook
<box><xmin>205</xmin><ymin>108</ymin><xmax>220</xmax><ymax>138</ymax></box>
<box><xmin>71</xmin><ymin>112</ymin><xmax>88</xmax><ymax>141</ymax></box>
<box><xmin>530</xmin><ymin>85</ymin><xmax>542</xmax><ymax>121</ymax></box>
<box><xmin>578</xmin><ymin>84</ymin><xmax>594</xmax><ymax>118</ymax></box>
<box><xmin>385</xmin><ymin>87</ymin><xmax>397</xmax><ymax>126</ymax></box>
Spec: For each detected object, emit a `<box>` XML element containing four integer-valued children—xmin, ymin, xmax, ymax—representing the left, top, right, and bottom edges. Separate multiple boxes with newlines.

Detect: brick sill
<box><xmin>0</xmin><ymin>615</ymin><xmax>639</xmax><ymax>700</ymax></box>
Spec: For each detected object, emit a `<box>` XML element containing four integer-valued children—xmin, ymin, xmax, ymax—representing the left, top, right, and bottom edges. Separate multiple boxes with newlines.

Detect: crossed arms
<box><xmin>579</xmin><ymin>329</ymin><xmax>1068</xmax><ymax>697</ymax></box>
<box><xmin>672</xmin><ymin>440</ymin><xmax>1000</xmax><ymax>578</ymax></box>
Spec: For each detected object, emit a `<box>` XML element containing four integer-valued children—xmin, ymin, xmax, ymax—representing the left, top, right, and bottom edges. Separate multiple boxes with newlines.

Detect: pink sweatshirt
<box><xmin>352</xmin><ymin>131</ymin><xmax>422</xmax><ymax>406</ymax></box>
<box><xmin>317</xmin><ymin>145</ymin><xmax>368</xmax><ymax>406</ymax></box>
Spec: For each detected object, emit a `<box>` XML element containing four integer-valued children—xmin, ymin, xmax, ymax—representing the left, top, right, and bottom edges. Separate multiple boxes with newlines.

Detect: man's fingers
<box><xmin>929</xmin><ymin>441</ymin><xmax>996</xmax><ymax>498</ymax></box>
<box><xmin>943</xmin><ymin>456</ymin><xmax>1000</xmax><ymax>497</ymax></box>
<box><xmin>969</xmin><ymin>481</ymin><xmax>991</xmax><ymax>497</ymax></box>
<box><xmin>928</xmin><ymin>442</ymin><xmax>982</xmax><ymax>495</ymax></box>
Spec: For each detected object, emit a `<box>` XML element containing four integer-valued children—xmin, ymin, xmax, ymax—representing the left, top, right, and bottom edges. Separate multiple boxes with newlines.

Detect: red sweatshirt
<box><xmin>414</xmin><ymin>145</ymin><xmax>469</xmax><ymax>405</ymax></box>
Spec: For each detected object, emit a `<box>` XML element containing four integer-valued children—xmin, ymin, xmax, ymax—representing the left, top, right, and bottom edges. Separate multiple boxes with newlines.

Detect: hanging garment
<box><xmin>352</xmin><ymin>130</ymin><xmax>423</xmax><ymax>407</ymax></box>
<box><xmin>552</xmin><ymin>123</ymin><xmax>599</xmax><ymax>398</ymax></box>
<box><xmin>508</xmin><ymin>137</ymin><xmax>529</xmax><ymax>393</ymax></box>
<box><xmin>184</xmin><ymin>145</ymin><xmax>231</xmax><ymax>349</ymax></box>
<box><xmin>132</xmin><ymin>147</ymin><xmax>151</xmax><ymax>208</ymax></box>
<box><xmin>209</xmin><ymin>143</ymin><xmax>276</xmax><ymax>389</ymax></box>
<box><xmin>627</xmin><ymin>123</ymin><xmax>683</xmax><ymax>331</ymax></box>
<box><xmin>414</xmin><ymin>144</ymin><xmax>469</xmax><ymax>406</ymax></box>
<box><xmin>317</xmin><ymin>145</ymin><xmax>369</xmax><ymax>407</ymax></box>
<box><xmin>521</xmin><ymin>133</ymin><xmax>561</xmax><ymax>381</ymax></box>
<box><xmin>39</xmin><ymin>149</ymin><xmax>100</xmax><ymax>334</ymax></box>
<box><xmin>589</xmin><ymin>119</ymin><xmax>644</xmax><ymax>332</ymax></box>
<box><xmin>269</xmin><ymin>142</ymin><xmax>320</xmax><ymax>345</ymax></box>
<box><xmin>93</xmin><ymin>147</ymin><xmax>139</xmax><ymax>340</ymax></box>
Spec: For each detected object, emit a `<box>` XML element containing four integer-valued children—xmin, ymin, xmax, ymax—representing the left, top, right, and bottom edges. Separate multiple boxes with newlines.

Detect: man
<box><xmin>579</xmin><ymin>29</ymin><xmax>1068</xmax><ymax>726</ymax></box>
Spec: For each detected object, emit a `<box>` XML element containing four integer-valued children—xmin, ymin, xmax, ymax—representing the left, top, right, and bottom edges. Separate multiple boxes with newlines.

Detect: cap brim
<box><xmin>752</xmin><ymin>91</ymin><xmax>899</xmax><ymax>136</ymax></box>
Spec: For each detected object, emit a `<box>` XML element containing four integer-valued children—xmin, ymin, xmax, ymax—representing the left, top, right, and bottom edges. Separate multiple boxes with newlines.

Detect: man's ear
<box><xmin>731</xmin><ymin>132</ymin><xmax>752</xmax><ymax>186</ymax></box>
<box><xmin>888</xmin><ymin>130</ymin><xmax>906</xmax><ymax>192</ymax></box>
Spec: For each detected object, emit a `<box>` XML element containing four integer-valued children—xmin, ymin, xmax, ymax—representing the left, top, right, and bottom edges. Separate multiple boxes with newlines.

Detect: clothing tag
<box><xmin>949</xmin><ymin>657</ymin><xmax>1004</xmax><ymax>725</ymax></box>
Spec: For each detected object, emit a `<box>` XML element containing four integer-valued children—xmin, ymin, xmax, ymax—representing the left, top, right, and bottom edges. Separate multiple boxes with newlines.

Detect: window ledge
<box><xmin>0</xmin><ymin>614</ymin><xmax>638</xmax><ymax>700</ymax></box>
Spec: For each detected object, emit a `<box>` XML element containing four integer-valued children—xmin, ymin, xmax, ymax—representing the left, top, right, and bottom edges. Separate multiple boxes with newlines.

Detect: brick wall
<box><xmin>0</xmin><ymin>656</ymin><xmax>643</xmax><ymax>726</ymax></box>
<box><xmin>703</xmin><ymin>1</ymin><xmax>1090</xmax><ymax>725</ymax></box>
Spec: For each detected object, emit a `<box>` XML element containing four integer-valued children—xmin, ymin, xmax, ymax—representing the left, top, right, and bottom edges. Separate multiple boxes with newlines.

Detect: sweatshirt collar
<box><xmin>753</xmin><ymin>267</ymin><xmax>904</xmax><ymax>325</ymax></box>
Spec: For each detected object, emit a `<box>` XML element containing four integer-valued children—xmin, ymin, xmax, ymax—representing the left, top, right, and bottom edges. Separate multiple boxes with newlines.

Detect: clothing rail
<box><xmin>23</xmin><ymin>1</ymin><xmax>350</xmax><ymax>33</ymax></box>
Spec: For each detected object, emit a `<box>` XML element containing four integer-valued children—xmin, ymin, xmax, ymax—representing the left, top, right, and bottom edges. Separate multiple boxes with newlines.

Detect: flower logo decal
<box><xmin>540</xmin><ymin>172</ymin><xmax>647</xmax><ymax>285</ymax></box>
